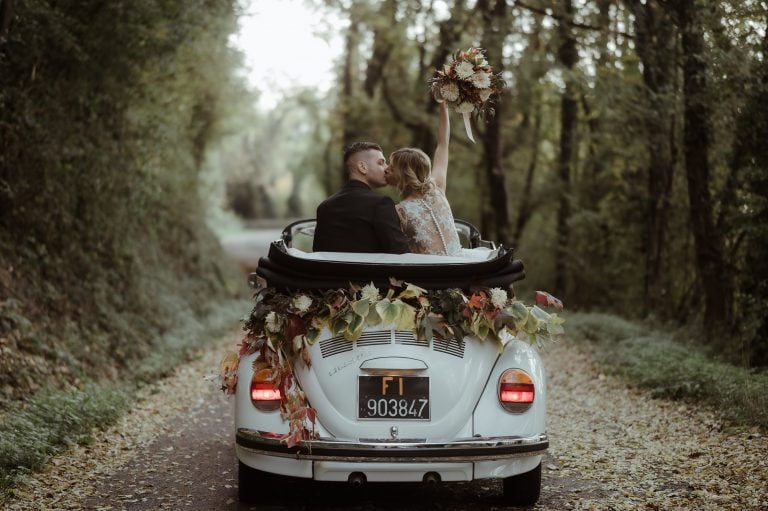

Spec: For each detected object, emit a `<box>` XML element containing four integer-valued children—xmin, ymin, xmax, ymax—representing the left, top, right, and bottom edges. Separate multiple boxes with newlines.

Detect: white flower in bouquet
<box><xmin>430</xmin><ymin>47</ymin><xmax>506</xmax><ymax>142</ymax></box>
<box><xmin>360</xmin><ymin>283</ymin><xmax>380</xmax><ymax>303</ymax></box>
<box><xmin>490</xmin><ymin>288</ymin><xmax>508</xmax><ymax>309</ymax></box>
<box><xmin>455</xmin><ymin>102</ymin><xmax>475</xmax><ymax>114</ymax></box>
<box><xmin>265</xmin><ymin>311</ymin><xmax>282</xmax><ymax>332</ymax></box>
<box><xmin>471</xmin><ymin>71</ymin><xmax>491</xmax><ymax>89</ymax></box>
<box><xmin>440</xmin><ymin>82</ymin><xmax>460</xmax><ymax>102</ymax></box>
<box><xmin>293</xmin><ymin>294</ymin><xmax>312</xmax><ymax>313</ymax></box>
<box><xmin>455</xmin><ymin>61</ymin><xmax>475</xmax><ymax>80</ymax></box>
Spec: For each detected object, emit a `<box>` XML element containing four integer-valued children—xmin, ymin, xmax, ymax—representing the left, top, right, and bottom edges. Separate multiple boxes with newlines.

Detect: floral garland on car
<box><xmin>430</xmin><ymin>47</ymin><xmax>506</xmax><ymax>142</ymax></box>
<box><xmin>219</xmin><ymin>277</ymin><xmax>564</xmax><ymax>447</ymax></box>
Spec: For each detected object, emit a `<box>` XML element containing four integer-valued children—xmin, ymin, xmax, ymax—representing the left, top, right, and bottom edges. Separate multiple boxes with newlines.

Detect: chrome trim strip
<box><xmin>236</xmin><ymin>429</ymin><xmax>548</xmax><ymax>462</ymax></box>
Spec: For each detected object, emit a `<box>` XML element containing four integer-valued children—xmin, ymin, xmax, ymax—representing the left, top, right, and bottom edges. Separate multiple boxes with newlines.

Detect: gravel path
<box><xmin>3</xmin><ymin>331</ymin><xmax>766</xmax><ymax>510</ymax></box>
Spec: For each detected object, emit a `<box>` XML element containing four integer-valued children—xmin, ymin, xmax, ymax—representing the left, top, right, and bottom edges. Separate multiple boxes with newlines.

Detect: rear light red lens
<box><xmin>250</xmin><ymin>381</ymin><xmax>281</xmax><ymax>412</ymax></box>
<box><xmin>498</xmin><ymin>369</ymin><xmax>535</xmax><ymax>413</ymax></box>
<box><xmin>500</xmin><ymin>384</ymin><xmax>535</xmax><ymax>403</ymax></box>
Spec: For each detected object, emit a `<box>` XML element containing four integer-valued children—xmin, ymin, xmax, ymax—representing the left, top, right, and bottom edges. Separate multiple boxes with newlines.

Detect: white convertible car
<box><xmin>233</xmin><ymin>220</ymin><xmax>549</xmax><ymax>507</ymax></box>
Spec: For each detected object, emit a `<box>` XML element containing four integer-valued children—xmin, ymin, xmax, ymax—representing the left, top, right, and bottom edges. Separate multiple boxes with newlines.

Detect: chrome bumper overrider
<box><xmin>236</xmin><ymin>429</ymin><xmax>548</xmax><ymax>462</ymax></box>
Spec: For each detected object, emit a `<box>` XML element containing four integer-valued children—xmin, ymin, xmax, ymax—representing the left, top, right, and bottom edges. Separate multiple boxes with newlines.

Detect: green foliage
<box><xmin>0</xmin><ymin>382</ymin><xmax>133</xmax><ymax>490</ymax></box>
<box><xmin>0</xmin><ymin>0</ymin><xmax>247</xmax><ymax>406</ymax></box>
<box><xmin>306</xmin><ymin>0</ymin><xmax>768</xmax><ymax>367</ymax></box>
<box><xmin>0</xmin><ymin>298</ymin><xmax>245</xmax><ymax>493</ymax></box>
<box><xmin>567</xmin><ymin>313</ymin><xmax>768</xmax><ymax>429</ymax></box>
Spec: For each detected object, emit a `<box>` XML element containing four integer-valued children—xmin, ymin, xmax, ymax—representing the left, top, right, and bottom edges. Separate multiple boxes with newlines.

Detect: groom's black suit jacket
<box><xmin>313</xmin><ymin>180</ymin><xmax>409</xmax><ymax>254</ymax></box>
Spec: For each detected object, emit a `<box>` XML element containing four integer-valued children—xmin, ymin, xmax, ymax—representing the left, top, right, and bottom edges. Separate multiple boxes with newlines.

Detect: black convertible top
<box><xmin>254</xmin><ymin>241</ymin><xmax>525</xmax><ymax>291</ymax></box>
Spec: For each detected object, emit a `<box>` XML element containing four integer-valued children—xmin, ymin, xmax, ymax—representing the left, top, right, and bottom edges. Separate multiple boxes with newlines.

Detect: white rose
<box><xmin>440</xmin><ymin>82</ymin><xmax>460</xmax><ymax>102</ymax></box>
<box><xmin>479</xmin><ymin>88</ymin><xmax>492</xmax><ymax>102</ymax></box>
<box><xmin>292</xmin><ymin>294</ymin><xmax>312</xmax><ymax>313</ymax></box>
<box><xmin>265</xmin><ymin>311</ymin><xmax>281</xmax><ymax>332</ymax></box>
<box><xmin>455</xmin><ymin>102</ymin><xmax>475</xmax><ymax>114</ymax></box>
<box><xmin>455</xmin><ymin>61</ymin><xmax>475</xmax><ymax>80</ymax></box>
<box><xmin>471</xmin><ymin>71</ymin><xmax>491</xmax><ymax>89</ymax></box>
<box><xmin>490</xmin><ymin>288</ymin><xmax>508</xmax><ymax>309</ymax></box>
<box><xmin>361</xmin><ymin>283</ymin><xmax>380</xmax><ymax>303</ymax></box>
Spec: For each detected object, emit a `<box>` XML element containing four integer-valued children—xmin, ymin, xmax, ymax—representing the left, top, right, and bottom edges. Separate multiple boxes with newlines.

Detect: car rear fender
<box><xmin>473</xmin><ymin>338</ymin><xmax>546</xmax><ymax>437</ymax></box>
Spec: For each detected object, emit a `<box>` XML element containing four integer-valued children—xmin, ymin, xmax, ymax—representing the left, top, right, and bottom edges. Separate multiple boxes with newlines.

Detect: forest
<box><xmin>0</xmin><ymin>0</ymin><xmax>767</xmax><ymax>494</ymax></box>
<box><xmin>230</xmin><ymin>0</ymin><xmax>767</xmax><ymax>368</ymax></box>
<box><xmin>0</xmin><ymin>0</ymin><xmax>247</xmax><ymax>407</ymax></box>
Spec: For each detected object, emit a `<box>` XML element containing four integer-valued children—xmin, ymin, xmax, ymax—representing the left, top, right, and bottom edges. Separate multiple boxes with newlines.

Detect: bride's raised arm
<box><xmin>432</xmin><ymin>101</ymin><xmax>450</xmax><ymax>193</ymax></box>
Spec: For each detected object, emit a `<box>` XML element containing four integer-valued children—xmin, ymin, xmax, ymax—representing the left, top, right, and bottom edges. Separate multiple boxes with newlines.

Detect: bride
<box><xmin>385</xmin><ymin>101</ymin><xmax>461</xmax><ymax>256</ymax></box>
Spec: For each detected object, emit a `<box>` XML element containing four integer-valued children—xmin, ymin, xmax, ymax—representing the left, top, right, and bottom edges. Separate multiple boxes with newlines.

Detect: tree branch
<box><xmin>381</xmin><ymin>75</ymin><xmax>427</xmax><ymax>135</ymax></box>
<box><xmin>512</xmin><ymin>0</ymin><xmax>633</xmax><ymax>38</ymax></box>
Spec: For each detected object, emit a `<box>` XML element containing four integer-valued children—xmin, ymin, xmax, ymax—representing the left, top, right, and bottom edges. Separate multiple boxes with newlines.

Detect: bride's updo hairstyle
<box><xmin>389</xmin><ymin>148</ymin><xmax>434</xmax><ymax>197</ymax></box>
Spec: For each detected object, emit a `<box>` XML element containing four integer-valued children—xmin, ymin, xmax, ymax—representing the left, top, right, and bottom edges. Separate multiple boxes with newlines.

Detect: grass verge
<box><xmin>0</xmin><ymin>298</ymin><xmax>248</xmax><ymax>494</ymax></box>
<box><xmin>566</xmin><ymin>312</ymin><xmax>768</xmax><ymax>429</ymax></box>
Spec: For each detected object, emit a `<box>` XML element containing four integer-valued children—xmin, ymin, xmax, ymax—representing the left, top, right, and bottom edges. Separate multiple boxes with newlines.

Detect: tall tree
<box><xmin>626</xmin><ymin>0</ymin><xmax>678</xmax><ymax>316</ymax></box>
<box><xmin>340</xmin><ymin>8</ymin><xmax>361</xmax><ymax>149</ymax></box>
<box><xmin>554</xmin><ymin>0</ymin><xmax>578</xmax><ymax>297</ymax></box>
<box><xmin>512</xmin><ymin>19</ymin><xmax>545</xmax><ymax>246</ymax></box>
<box><xmin>477</xmin><ymin>0</ymin><xmax>512</xmax><ymax>245</ymax></box>
<box><xmin>670</xmin><ymin>0</ymin><xmax>732</xmax><ymax>330</ymax></box>
<box><xmin>363</xmin><ymin>0</ymin><xmax>397</xmax><ymax>98</ymax></box>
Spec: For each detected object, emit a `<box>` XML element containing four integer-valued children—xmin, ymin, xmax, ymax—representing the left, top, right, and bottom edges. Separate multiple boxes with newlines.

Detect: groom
<box><xmin>313</xmin><ymin>142</ymin><xmax>409</xmax><ymax>253</ymax></box>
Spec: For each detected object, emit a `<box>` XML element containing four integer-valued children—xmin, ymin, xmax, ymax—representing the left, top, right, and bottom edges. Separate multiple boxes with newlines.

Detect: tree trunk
<box><xmin>554</xmin><ymin>0</ymin><xmax>577</xmax><ymax>297</ymax></box>
<box><xmin>511</xmin><ymin>17</ymin><xmax>545</xmax><ymax>246</ymax></box>
<box><xmin>413</xmin><ymin>0</ymin><xmax>469</xmax><ymax>150</ymax></box>
<box><xmin>335</xmin><ymin>7</ymin><xmax>362</xmax><ymax>193</ymax></box>
<box><xmin>0</xmin><ymin>0</ymin><xmax>13</xmax><ymax>39</ymax></box>
<box><xmin>627</xmin><ymin>0</ymin><xmax>677</xmax><ymax>316</ymax></box>
<box><xmin>363</xmin><ymin>0</ymin><xmax>397</xmax><ymax>98</ymax></box>
<box><xmin>673</xmin><ymin>0</ymin><xmax>732</xmax><ymax>330</ymax></box>
<box><xmin>513</xmin><ymin>89</ymin><xmax>542</xmax><ymax>246</ymax></box>
<box><xmin>477</xmin><ymin>0</ymin><xmax>511</xmax><ymax>246</ymax></box>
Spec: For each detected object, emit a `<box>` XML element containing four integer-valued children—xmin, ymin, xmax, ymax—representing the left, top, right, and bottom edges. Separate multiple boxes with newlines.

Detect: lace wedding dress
<box><xmin>395</xmin><ymin>187</ymin><xmax>461</xmax><ymax>256</ymax></box>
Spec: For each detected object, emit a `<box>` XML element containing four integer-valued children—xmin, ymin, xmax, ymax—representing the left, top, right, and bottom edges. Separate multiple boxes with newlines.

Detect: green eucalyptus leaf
<box><xmin>376</xmin><ymin>298</ymin><xmax>399</xmax><ymax>324</ymax></box>
<box><xmin>395</xmin><ymin>301</ymin><xmax>417</xmax><ymax>330</ymax></box>
<box><xmin>365</xmin><ymin>306</ymin><xmax>382</xmax><ymax>326</ymax></box>
<box><xmin>352</xmin><ymin>299</ymin><xmax>370</xmax><ymax>318</ymax></box>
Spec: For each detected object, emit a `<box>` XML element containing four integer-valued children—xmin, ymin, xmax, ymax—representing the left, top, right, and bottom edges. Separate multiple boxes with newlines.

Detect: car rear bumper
<box><xmin>236</xmin><ymin>428</ymin><xmax>548</xmax><ymax>462</ymax></box>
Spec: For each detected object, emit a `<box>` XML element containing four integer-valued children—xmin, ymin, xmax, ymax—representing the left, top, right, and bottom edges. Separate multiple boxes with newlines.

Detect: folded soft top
<box><xmin>255</xmin><ymin>241</ymin><xmax>525</xmax><ymax>291</ymax></box>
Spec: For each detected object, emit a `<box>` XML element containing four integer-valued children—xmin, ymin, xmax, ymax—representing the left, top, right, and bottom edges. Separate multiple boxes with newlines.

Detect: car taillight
<box><xmin>498</xmin><ymin>369</ymin><xmax>535</xmax><ymax>413</ymax></box>
<box><xmin>250</xmin><ymin>380</ymin><xmax>281</xmax><ymax>412</ymax></box>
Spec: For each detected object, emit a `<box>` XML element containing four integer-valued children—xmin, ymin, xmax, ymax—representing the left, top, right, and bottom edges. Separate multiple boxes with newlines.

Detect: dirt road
<box><xmin>6</xmin><ymin>329</ymin><xmax>766</xmax><ymax>510</ymax></box>
<box><xmin>4</xmin><ymin>230</ymin><xmax>766</xmax><ymax>510</ymax></box>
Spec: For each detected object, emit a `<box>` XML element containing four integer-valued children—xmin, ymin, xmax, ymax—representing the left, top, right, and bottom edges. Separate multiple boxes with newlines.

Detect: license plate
<box><xmin>358</xmin><ymin>376</ymin><xmax>430</xmax><ymax>420</ymax></box>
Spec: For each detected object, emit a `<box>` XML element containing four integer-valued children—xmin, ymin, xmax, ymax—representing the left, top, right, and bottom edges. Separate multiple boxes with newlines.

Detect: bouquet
<box><xmin>430</xmin><ymin>47</ymin><xmax>505</xmax><ymax>142</ymax></box>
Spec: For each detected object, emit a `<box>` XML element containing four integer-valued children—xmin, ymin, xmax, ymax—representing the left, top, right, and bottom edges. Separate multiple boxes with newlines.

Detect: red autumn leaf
<box><xmin>284</xmin><ymin>429</ymin><xmax>303</xmax><ymax>449</ymax></box>
<box><xmin>468</xmin><ymin>291</ymin><xmax>488</xmax><ymax>310</ymax></box>
<box><xmin>534</xmin><ymin>291</ymin><xmax>563</xmax><ymax>311</ymax></box>
<box><xmin>284</xmin><ymin>314</ymin><xmax>307</xmax><ymax>345</ymax></box>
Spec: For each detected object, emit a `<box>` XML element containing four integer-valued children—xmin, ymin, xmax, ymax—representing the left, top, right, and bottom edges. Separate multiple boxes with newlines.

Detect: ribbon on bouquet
<box><xmin>462</xmin><ymin>112</ymin><xmax>475</xmax><ymax>143</ymax></box>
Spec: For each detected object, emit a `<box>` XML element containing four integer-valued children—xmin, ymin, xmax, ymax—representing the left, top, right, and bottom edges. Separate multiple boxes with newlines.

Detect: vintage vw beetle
<box><xmin>232</xmin><ymin>220</ymin><xmax>551</xmax><ymax>506</ymax></box>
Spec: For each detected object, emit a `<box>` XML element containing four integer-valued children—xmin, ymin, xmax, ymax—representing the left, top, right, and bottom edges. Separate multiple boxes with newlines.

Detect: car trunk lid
<box><xmin>295</xmin><ymin>328</ymin><xmax>499</xmax><ymax>441</ymax></box>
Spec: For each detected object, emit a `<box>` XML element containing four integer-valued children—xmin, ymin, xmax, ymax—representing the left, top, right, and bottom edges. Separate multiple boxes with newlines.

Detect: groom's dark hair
<box><xmin>343</xmin><ymin>142</ymin><xmax>382</xmax><ymax>175</ymax></box>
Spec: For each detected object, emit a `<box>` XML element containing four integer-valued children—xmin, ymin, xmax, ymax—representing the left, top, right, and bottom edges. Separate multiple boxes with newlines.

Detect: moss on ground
<box><xmin>0</xmin><ymin>298</ymin><xmax>248</xmax><ymax>493</ymax></box>
<box><xmin>566</xmin><ymin>312</ymin><xmax>768</xmax><ymax>429</ymax></box>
